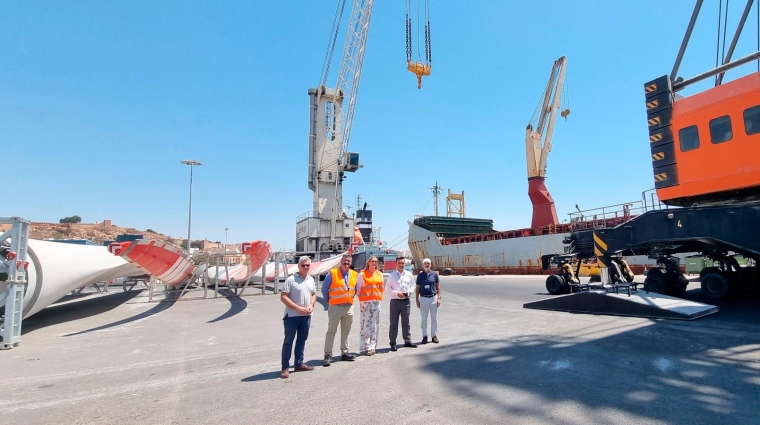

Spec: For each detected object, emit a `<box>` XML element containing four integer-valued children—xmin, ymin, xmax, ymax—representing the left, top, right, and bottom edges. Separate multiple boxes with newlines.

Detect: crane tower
<box><xmin>296</xmin><ymin>0</ymin><xmax>374</xmax><ymax>259</ymax></box>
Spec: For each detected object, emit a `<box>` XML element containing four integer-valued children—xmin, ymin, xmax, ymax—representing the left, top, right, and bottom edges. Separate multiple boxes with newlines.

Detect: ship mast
<box><xmin>430</xmin><ymin>181</ymin><xmax>442</xmax><ymax>216</ymax></box>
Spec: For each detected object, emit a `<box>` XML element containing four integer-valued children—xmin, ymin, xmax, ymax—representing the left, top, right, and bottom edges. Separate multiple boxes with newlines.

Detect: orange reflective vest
<box><xmin>358</xmin><ymin>270</ymin><xmax>384</xmax><ymax>302</ymax></box>
<box><xmin>328</xmin><ymin>268</ymin><xmax>358</xmax><ymax>305</ymax></box>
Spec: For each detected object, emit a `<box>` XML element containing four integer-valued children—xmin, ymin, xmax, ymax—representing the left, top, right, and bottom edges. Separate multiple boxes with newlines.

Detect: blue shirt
<box><xmin>416</xmin><ymin>270</ymin><xmax>439</xmax><ymax>296</ymax></box>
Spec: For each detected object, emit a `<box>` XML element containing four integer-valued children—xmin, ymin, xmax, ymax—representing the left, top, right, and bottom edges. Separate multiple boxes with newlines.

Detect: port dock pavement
<box><xmin>3</xmin><ymin>276</ymin><xmax>759</xmax><ymax>425</ymax></box>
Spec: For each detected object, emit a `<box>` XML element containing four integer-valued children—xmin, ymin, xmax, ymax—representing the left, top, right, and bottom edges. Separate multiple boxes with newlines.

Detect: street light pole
<box><xmin>181</xmin><ymin>159</ymin><xmax>202</xmax><ymax>254</ymax></box>
<box><xmin>224</xmin><ymin>227</ymin><xmax>229</xmax><ymax>252</ymax></box>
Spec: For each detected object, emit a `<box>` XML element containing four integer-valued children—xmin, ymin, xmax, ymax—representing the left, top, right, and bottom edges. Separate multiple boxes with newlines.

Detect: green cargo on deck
<box><xmin>412</xmin><ymin>216</ymin><xmax>494</xmax><ymax>238</ymax></box>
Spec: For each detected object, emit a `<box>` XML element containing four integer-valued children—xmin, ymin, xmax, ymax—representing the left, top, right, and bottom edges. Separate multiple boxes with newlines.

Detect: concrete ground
<box><xmin>2</xmin><ymin>276</ymin><xmax>760</xmax><ymax>425</ymax></box>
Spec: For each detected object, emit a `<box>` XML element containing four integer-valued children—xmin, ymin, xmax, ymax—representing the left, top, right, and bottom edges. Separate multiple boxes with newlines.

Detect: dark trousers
<box><xmin>389</xmin><ymin>298</ymin><xmax>411</xmax><ymax>345</ymax></box>
<box><xmin>282</xmin><ymin>315</ymin><xmax>311</xmax><ymax>369</ymax></box>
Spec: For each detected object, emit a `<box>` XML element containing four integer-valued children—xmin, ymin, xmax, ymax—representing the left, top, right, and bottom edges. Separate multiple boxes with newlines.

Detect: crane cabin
<box><xmin>646</xmin><ymin>71</ymin><xmax>760</xmax><ymax>207</ymax></box>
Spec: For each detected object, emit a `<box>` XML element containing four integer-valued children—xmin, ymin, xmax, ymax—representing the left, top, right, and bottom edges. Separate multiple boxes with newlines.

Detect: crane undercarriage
<box><xmin>542</xmin><ymin>204</ymin><xmax>760</xmax><ymax>300</ymax></box>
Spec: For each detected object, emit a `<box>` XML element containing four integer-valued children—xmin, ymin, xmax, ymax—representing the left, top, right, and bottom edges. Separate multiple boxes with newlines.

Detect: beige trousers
<box><xmin>324</xmin><ymin>303</ymin><xmax>354</xmax><ymax>355</ymax></box>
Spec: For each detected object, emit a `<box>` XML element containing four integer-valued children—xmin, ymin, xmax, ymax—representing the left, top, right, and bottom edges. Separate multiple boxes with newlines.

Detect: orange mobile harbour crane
<box><xmin>543</xmin><ymin>0</ymin><xmax>760</xmax><ymax>301</ymax></box>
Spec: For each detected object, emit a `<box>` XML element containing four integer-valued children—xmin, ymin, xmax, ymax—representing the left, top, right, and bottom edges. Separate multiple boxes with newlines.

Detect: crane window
<box><xmin>325</xmin><ymin>101</ymin><xmax>336</xmax><ymax>141</ymax></box>
<box><xmin>678</xmin><ymin>125</ymin><xmax>700</xmax><ymax>152</ymax></box>
<box><xmin>709</xmin><ymin>115</ymin><xmax>733</xmax><ymax>144</ymax></box>
<box><xmin>744</xmin><ymin>105</ymin><xmax>760</xmax><ymax>135</ymax></box>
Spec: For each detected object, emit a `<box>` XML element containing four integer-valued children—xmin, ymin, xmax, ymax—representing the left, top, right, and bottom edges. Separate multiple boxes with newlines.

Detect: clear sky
<box><xmin>3</xmin><ymin>1</ymin><xmax>759</xmax><ymax>251</ymax></box>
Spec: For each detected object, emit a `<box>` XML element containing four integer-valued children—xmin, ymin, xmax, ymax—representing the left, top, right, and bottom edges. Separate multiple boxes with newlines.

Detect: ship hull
<box><xmin>408</xmin><ymin>222</ymin><xmax>565</xmax><ymax>274</ymax></box>
<box><xmin>408</xmin><ymin>222</ymin><xmax>656</xmax><ymax>275</ymax></box>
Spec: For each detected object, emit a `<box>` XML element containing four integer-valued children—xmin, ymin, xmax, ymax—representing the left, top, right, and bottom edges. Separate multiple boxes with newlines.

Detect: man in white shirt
<box><xmin>385</xmin><ymin>257</ymin><xmax>418</xmax><ymax>351</ymax></box>
<box><xmin>279</xmin><ymin>256</ymin><xmax>317</xmax><ymax>379</ymax></box>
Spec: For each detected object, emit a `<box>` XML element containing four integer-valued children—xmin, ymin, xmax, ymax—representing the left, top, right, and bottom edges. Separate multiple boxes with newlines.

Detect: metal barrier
<box><xmin>1</xmin><ymin>217</ymin><xmax>30</xmax><ymax>350</ymax></box>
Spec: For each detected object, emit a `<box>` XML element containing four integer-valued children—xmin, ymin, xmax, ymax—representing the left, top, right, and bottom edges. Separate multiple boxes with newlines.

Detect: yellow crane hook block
<box><xmin>406</xmin><ymin>0</ymin><xmax>432</xmax><ymax>89</ymax></box>
<box><xmin>407</xmin><ymin>61</ymin><xmax>431</xmax><ymax>89</ymax></box>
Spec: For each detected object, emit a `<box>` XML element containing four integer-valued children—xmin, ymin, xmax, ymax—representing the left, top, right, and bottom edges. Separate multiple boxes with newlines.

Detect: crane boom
<box><xmin>538</xmin><ymin>60</ymin><xmax>566</xmax><ymax>175</ymax></box>
<box><xmin>526</xmin><ymin>56</ymin><xmax>567</xmax><ymax>179</ymax></box>
<box><xmin>335</xmin><ymin>0</ymin><xmax>374</xmax><ymax>167</ymax></box>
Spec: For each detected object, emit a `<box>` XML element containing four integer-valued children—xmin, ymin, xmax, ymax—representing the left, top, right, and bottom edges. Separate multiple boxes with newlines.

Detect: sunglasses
<box><xmin>300</xmin><ymin>264</ymin><xmax>311</xmax><ymax>268</ymax></box>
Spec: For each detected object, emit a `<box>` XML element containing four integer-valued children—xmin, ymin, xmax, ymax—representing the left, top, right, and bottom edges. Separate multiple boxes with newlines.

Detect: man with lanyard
<box><xmin>321</xmin><ymin>253</ymin><xmax>359</xmax><ymax>366</ymax></box>
<box><xmin>279</xmin><ymin>256</ymin><xmax>317</xmax><ymax>379</ymax></box>
<box><xmin>416</xmin><ymin>258</ymin><xmax>441</xmax><ymax>344</ymax></box>
<box><xmin>385</xmin><ymin>256</ymin><xmax>418</xmax><ymax>351</ymax></box>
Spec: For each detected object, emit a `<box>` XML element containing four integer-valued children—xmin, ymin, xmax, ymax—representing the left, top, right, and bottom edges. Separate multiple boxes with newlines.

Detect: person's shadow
<box><xmin>241</xmin><ymin>360</ymin><xmax>323</xmax><ymax>382</ymax></box>
<box><xmin>315</xmin><ymin>295</ymin><xmax>329</xmax><ymax>311</ymax></box>
<box><xmin>240</xmin><ymin>371</ymin><xmax>281</xmax><ymax>382</ymax></box>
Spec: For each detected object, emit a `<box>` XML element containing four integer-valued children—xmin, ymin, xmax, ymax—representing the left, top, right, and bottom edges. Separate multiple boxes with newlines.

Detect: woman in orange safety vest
<box><xmin>357</xmin><ymin>255</ymin><xmax>384</xmax><ymax>356</ymax></box>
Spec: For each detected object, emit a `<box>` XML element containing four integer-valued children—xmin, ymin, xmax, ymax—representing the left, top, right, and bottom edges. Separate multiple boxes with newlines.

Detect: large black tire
<box><xmin>700</xmin><ymin>271</ymin><xmax>731</xmax><ymax>299</ymax></box>
<box><xmin>546</xmin><ymin>274</ymin><xmax>570</xmax><ymax>295</ymax></box>
<box><xmin>644</xmin><ymin>268</ymin><xmax>669</xmax><ymax>294</ymax></box>
<box><xmin>645</xmin><ymin>268</ymin><xmax>688</xmax><ymax>297</ymax></box>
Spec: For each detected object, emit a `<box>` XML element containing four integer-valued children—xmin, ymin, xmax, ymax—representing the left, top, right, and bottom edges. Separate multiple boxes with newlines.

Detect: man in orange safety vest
<box><xmin>321</xmin><ymin>253</ymin><xmax>359</xmax><ymax>366</ymax></box>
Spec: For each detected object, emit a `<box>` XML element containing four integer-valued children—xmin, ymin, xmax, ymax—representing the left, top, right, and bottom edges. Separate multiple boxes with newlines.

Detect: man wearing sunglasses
<box><xmin>321</xmin><ymin>253</ymin><xmax>359</xmax><ymax>366</ymax></box>
<box><xmin>280</xmin><ymin>256</ymin><xmax>317</xmax><ymax>379</ymax></box>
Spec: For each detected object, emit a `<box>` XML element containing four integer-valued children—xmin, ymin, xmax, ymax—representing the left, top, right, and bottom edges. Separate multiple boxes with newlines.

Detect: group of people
<box><xmin>279</xmin><ymin>253</ymin><xmax>441</xmax><ymax>379</ymax></box>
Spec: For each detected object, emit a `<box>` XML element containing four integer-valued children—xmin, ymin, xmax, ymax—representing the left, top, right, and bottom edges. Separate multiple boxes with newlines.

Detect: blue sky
<box><xmin>3</xmin><ymin>1</ymin><xmax>759</xmax><ymax>251</ymax></box>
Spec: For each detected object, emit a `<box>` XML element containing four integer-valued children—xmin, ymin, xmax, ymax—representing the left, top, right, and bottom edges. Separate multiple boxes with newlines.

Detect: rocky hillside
<box><xmin>24</xmin><ymin>220</ymin><xmax>182</xmax><ymax>246</ymax></box>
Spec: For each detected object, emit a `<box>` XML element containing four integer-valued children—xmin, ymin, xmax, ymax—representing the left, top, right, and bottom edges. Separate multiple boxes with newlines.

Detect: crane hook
<box><xmin>407</xmin><ymin>60</ymin><xmax>431</xmax><ymax>89</ymax></box>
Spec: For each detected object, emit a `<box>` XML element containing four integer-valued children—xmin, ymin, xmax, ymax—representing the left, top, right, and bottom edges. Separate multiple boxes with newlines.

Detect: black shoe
<box><xmin>323</xmin><ymin>354</ymin><xmax>331</xmax><ymax>367</ymax></box>
<box><xmin>404</xmin><ymin>341</ymin><xmax>418</xmax><ymax>348</ymax></box>
<box><xmin>432</xmin><ymin>336</ymin><xmax>440</xmax><ymax>344</ymax></box>
<box><xmin>421</xmin><ymin>336</ymin><xmax>428</xmax><ymax>344</ymax></box>
<box><xmin>390</xmin><ymin>344</ymin><xmax>398</xmax><ymax>352</ymax></box>
<box><xmin>341</xmin><ymin>353</ymin><xmax>356</xmax><ymax>361</ymax></box>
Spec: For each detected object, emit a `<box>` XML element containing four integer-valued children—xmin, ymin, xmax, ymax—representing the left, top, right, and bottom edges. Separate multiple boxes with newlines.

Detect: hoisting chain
<box><xmin>406</xmin><ymin>14</ymin><xmax>413</xmax><ymax>62</ymax></box>
<box><xmin>425</xmin><ymin>21</ymin><xmax>431</xmax><ymax>64</ymax></box>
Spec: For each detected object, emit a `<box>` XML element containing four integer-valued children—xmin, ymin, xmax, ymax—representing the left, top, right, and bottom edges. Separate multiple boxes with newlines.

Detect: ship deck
<box><xmin>3</xmin><ymin>276</ymin><xmax>760</xmax><ymax>424</ymax></box>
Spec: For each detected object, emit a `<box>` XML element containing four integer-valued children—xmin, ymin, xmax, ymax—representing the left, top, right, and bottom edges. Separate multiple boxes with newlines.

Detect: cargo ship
<box><xmin>407</xmin><ymin>200</ymin><xmax>656</xmax><ymax>275</ymax></box>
